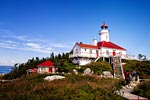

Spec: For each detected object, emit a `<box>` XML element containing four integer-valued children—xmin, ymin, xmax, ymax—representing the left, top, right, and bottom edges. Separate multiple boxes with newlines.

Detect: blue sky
<box><xmin>0</xmin><ymin>0</ymin><xmax>149</xmax><ymax>65</ymax></box>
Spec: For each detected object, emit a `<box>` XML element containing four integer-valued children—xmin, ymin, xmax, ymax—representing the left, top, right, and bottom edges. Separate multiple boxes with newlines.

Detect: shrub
<box><xmin>82</xmin><ymin>61</ymin><xmax>112</xmax><ymax>75</ymax></box>
<box><xmin>0</xmin><ymin>74</ymin><xmax>125</xmax><ymax>100</ymax></box>
<box><xmin>133</xmin><ymin>81</ymin><xmax>150</xmax><ymax>98</ymax></box>
<box><xmin>124</xmin><ymin>60</ymin><xmax>150</xmax><ymax>76</ymax></box>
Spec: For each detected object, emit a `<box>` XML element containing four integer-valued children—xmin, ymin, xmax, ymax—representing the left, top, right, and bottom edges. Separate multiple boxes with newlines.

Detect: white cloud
<box><xmin>25</xmin><ymin>43</ymin><xmax>42</xmax><ymax>49</ymax></box>
<box><xmin>16</xmin><ymin>35</ymin><xmax>32</xmax><ymax>42</ymax></box>
<box><xmin>0</xmin><ymin>34</ymin><xmax>73</xmax><ymax>54</ymax></box>
<box><xmin>11</xmin><ymin>60</ymin><xmax>15</xmax><ymax>63</ymax></box>
<box><xmin>4</xmin><ymin>40</ymin><xmax>17</xmax><ymax>44</ymax></box>
<box><xmin>49</xmin><ymin>42</ymin><xmax>73</xmax><ymax>49</ymax></box>
<box><xmin>0</xmin><ymin>42</ymin><xmax>16</xmax><ymax>49</ymax></box>
<box><xmin>45</xmin><ymin>47</ymin><xmax>52</xmax><ymax>51</ymax></box>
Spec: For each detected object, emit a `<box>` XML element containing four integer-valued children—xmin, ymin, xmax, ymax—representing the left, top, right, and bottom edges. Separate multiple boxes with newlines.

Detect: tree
<box><xmin>138</xmin><ymin>54</ymin><xmax>147</xmax><ymax>61</ymax></box>
<box><xmin>50</xmin><ymin>52</ymin><xmax>55</xmax><ymax>61</ymax></box>
<box><xmin>58</xmin><ymin>53</ymin><xmax>62</xmax><ymax>59</ymax></box>
<box><xmin>138</xmin><ymin>54</ymin><xmax>143</xmax><ymax>60</ymax></box>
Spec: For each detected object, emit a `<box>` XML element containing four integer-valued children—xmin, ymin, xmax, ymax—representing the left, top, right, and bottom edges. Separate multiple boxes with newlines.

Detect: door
<box><xmin>96</xmin><ymin>50</ymin><xmax>99</xmax><ymax>57</ymax></box>
<box><xmin>49</xmin><ymin>68</ymin><xmax>52</xmax><ymax>73</ymax></box>
<box><xmin>113</xmin><ymin>50</ymin><xmax>116</xmax><ymax>56</ymax></box>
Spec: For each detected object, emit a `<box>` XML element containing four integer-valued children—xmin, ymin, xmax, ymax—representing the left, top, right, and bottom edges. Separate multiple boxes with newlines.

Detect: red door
<box><xmin>113</xmin><ymin>50</ymin><xmax>116</xmax><ymax>56</ymax></box>
<box><xmin>49</xmin><ymin>68</ymin><xmax>52</xmax><ymax>73</ymax></box>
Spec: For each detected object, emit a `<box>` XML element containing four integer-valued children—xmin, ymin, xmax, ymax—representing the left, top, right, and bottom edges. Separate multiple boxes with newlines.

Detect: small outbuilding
<box><xmin>26</xmin><ymin>68</ymin><xmax>38</xmax><ymax>74</ymax></box>
<box><xmin>37</xmin><ymin>60</ymin><xmax>55</xmax><ymax>74</ymax></box>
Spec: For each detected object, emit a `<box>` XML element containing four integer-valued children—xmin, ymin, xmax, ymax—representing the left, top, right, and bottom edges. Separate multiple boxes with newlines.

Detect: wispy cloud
<box><xmin>0</xmin><ymin>34</ymin><xmax>73</xmax><ymax>54</ymax></box>
<box><xmin>0</xmin><ymin>42</ymin><xmax>16</xmax><ymax>49</ymax></box>
<box><xmin>0</xmin><ymin>40</ymin><xmax>18</xmax><ymax>49</ymax></box>
<box><xmin>20</xmin><ymin>47</ymin><xmax>51</xmax><ymax>54</ymax></box>
<box><xmin>3</xmin><ymin>40</ymin><xmax>17</xmax><ymax>44</ymax></box>
<box><xmin>25</xmin><ymin>43</ymin><xmax>42</xmax><ymax>49</ymax></box>
<box><xmin>51</xmin><ymin>43</ymin><xmax>71</xmax><ymax>48</ymax></box>
<box><xmin>16</xmin><ymin>35</ymin><xmax>31</xmax><ymax>42</ymax></box>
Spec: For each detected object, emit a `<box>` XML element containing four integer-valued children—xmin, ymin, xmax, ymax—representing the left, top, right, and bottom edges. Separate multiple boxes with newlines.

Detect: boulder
<box><xmin>73</xmin><ymin>69</ymin><xmax>78</xmax><ymax>75</ymax></box>
<box><xmin>83</xmin><ymin>68</ymin><xmax>92</xmax><ymax>75</ymax></box>
<box><xmin>44</xmin><ymin>75</ymin><xmax>65</xmax><ymax>81</ymax></box>
<box><xmin>103</xmin><ymin>71</ymin><xmax>113</xmax><ymax>78</ymax></box>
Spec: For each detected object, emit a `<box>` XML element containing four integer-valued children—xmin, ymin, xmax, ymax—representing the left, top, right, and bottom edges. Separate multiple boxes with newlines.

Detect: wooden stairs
<box><xmin>112</xmin><ymin>56</ymin><xmax>125</xmax><ymax>79</ymax></box>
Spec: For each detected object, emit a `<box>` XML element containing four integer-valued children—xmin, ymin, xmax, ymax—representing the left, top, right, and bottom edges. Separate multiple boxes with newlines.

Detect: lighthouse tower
<box><xmin>99</xmin><ymin>23</ymin><xmax>109</xmax><ymax>42</ymax></box>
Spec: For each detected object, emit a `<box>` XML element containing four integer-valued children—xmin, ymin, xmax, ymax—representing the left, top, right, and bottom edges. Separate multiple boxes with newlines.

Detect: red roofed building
<box><xmin>69</xmin><ymin>23</ymin><xmax>127</xmax><ymax>65</ymax></box>
<box><xmin>26</xmin><ymin>68</ymin><xmax>38</xmax><ymax>74</ymax></box>
<box><xmin>37</xmin><ymin>60</ymin><xmax>56</xmax><ymax>74</ymax></box>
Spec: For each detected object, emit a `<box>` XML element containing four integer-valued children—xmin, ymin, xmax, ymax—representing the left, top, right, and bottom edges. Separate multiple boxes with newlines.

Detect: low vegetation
<box><xmin>81</xmin><ymin>61</ymin><xmax>113</xmax><ymax>75</ymax></box>
<box><xmin>0</xmin><ymin>74</ymin><xmax>125</xmax><ymax>100</ymax></box>
<box><xmin>123</xmin><ymin>60</ymin><xmax>150</xmax><ymax>76</ymax></box>
<box><xmin>133</xmin><ymin>81</ymin><xmax>150</xmax><ymax>98</ymax></box>
<box><xmin>3</xmin><ymin>52</ymin><xmax>75</xmax><ymax>79</ymax></box>
<box><xmin>1</xmin><ymin>52</ymin><xmax>150</xmax><ymax>99</ymax></box>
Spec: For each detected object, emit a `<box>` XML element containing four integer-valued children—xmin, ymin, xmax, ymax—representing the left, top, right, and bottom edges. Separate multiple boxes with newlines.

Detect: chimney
<box><xmin>93</xmin><ymin>38</ymin><xmax>97</xmax><ymax>46</ymax></box>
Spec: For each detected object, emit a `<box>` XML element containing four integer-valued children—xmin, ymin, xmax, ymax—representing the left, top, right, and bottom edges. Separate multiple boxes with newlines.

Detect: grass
<box><xmin>133</xmin><ymin>80</ymin><xmax>150</xmax><ymax>98</ymax></box>
<box><xmin>0</xmin><ymin>74</ymin><xmax>125</xmax><ymax>100</ymax></box>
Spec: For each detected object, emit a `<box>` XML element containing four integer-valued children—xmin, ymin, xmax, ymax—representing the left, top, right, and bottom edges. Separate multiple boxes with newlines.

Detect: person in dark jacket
<box><xmin>125</xmin><ymin>70</ymin><xmax>130</xmax><ymax>85</ymax></box>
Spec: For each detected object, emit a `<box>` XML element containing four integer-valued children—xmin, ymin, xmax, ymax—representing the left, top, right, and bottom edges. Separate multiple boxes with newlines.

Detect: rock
<box><xmin>83</xmin><ymin>68</ymin><xmax>92</xmax><ymax>75</ymax></box>
<box><xmin>44</xmin><ymin>75</ymin><xmax>65</xmax><ymax>81</ymax></box>
<box><xmin>73</xmin><ymin>69</ymin><xmax>78</xmax><ymax>74</ymax></box>
<box><xmin>103</xmin><ymin>71</ymin><xmax>113</xmax><ymax>78</ymax></box>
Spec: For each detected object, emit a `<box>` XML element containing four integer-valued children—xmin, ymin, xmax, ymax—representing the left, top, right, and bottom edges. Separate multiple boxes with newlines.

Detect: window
<box><xmin>76</xmin><ymin>49</ymin><xmax>78</xmax><ymax>53</ymax></box>
<box><xmin>85</xmin><ymin>49</ymin><xmax>86</xmax><ymax>51</ymax></box>
<box><xmin>106</xmin><ymin>50</ymin><xmax>109</xmax><ymax>55</ymax></box>
<box><xmin>90</xmin><ymin>49</ymin><xmax>92</xmax><ymax>54</ymax></box>
<box><xmin>119</xmin><ymin>52</ymin><xmax>122</xmax><ymax>56</ymax></box>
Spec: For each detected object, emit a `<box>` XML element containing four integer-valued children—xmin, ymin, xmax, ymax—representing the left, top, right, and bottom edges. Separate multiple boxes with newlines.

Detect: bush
<box><xmin>82</xmin><ymin>61</ymin><xmax>112</xmax><ymax>75</ymax></box>
<box><xmin>0</xmin><ymin>74</ymin><xmax>125</xmax><ymax>100</ymax></box>
<box><xmin>133</xmin><ymin>81</ymin><xmax>150</xmax><ymax>98</ymax></box>
<box><xmin>123</xmin><ymin>60</ymin><xmax>138</xmax><ymax>71</ymax></box>
<box><xmin>124</xmin><ymin>60</ymin><xmax>150</xmax><ymax>76</ymax></box>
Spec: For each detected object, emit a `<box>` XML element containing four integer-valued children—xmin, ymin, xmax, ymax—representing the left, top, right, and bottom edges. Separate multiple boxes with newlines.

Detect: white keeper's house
<box><xmin>69</xmin><ymin>23</ymin><xmax>128</xmax><ymax>65</ymax></box>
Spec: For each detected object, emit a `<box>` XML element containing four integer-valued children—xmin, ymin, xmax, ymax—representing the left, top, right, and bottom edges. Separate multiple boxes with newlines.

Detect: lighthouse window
<box><xmin>85</xmin><ymin>49</ymin><xmax>86</xmax><ymax>51</ymax></box>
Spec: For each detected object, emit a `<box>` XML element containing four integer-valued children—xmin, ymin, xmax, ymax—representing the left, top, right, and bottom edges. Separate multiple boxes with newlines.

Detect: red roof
<box><xmin>37</xmin><ymin>60</ymin><xmax>54</xmax><ymax>67</ymax></box>
<box><xmin>77</xmin><ymin>43</ymin><xmax>98</xmax><ymax>49</ymax></box>
<box><xmin>27</xmin><ymin>68</ymin><xmax>38</xmax><ymax>73</ymax></box>
<box><xmin>76</xmin><ymin>41</ymin><xmax>126</xmax><ymax>50</ymax></box>
<box><xmin>97</xmin><ymin>41</ymin><xmax>126</xmax><ymax>50</ymax></box>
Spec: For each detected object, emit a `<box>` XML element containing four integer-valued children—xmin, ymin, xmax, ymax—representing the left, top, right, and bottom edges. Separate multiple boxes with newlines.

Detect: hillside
<box><xmin>1</xmin><ymin>52</ymin><xmax>150</xmax><ymax>99</ymax></box>
<box><xmin>0</xmin><ymin>74</ymin><xmax>125</xmax><ymax>100</ymax></box>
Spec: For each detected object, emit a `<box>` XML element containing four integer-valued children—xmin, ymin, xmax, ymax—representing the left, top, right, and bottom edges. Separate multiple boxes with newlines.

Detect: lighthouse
<box><xmin>69</xmin><ymin>23</ymin><xmax>127</xmax><ymax>65</ymax></box>
<box><xmin>99</xmin><ymin>23</ymin><xmax>109</xmax><ymax>42</ymax></box>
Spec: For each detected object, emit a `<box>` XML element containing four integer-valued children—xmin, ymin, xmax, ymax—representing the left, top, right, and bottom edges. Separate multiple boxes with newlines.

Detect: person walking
<box><xmin>125</xmin><ymin>70</ymin><xmax>130</xmax><ymax>87</ymax></box>
<box><xmin>132</xmin><ymin>71</ymin><xmax>137</xmax><ymax>81</ymax></box>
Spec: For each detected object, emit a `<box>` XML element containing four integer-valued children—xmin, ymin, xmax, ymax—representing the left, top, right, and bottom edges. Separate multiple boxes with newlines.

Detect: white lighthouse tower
<box><xmin>99</xmin><ymin>23</ymin><xmax>109</xmax><ymax>42</ymax></box>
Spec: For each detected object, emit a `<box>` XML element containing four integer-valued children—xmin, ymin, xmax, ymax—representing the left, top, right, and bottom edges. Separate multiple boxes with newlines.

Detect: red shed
<box><xmin>37</xmin><ymin>60</ymin><xmax>55</xmax><ymax>74</ymax></box>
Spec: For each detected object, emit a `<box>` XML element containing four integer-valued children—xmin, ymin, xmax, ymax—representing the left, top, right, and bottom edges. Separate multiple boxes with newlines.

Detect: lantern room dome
<box><xmin>101</xmin><ymin>23</ymin><xmax>108</xmax><ymax>29</ymax></box>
